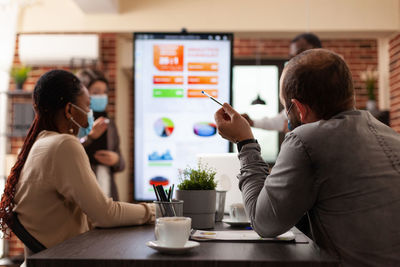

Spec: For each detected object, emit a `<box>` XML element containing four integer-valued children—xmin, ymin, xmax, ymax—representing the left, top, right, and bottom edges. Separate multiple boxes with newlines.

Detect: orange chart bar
<box><xmin>187</xmin><ymin>89</ymin><xmax>218</xmax><ymax>98</ymax></box>
<box><xmin>188</xmin><ymin>62</ymin><xmax>219</xmax><ymax>72</ymax></box>
<box><xmin>188</xmin><ymin>76</ymin><xmax>218</xmax><ymax>85</ymax></box>
<box><xmin>153</xmin><ymin>76</ymin><xmax>184</xmax><ymax>84</ymax></box>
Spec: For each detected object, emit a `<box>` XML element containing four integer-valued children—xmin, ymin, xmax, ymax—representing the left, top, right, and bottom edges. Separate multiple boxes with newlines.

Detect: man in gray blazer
<box><xmin>214</xmin><ymin>49</ymin><xmax>400</xmax><ymax>267</ymax></box>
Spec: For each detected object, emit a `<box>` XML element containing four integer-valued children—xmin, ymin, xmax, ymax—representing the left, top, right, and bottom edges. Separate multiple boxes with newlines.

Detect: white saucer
<box><xmin>222</xmin><ymin>219</ymin><xmax>251</xmax><ymax>227</ymax></box>
<box><xmin>146</xmin><ymin>240</ymin><xmax>200</xmax><ymax>254</ymax></box>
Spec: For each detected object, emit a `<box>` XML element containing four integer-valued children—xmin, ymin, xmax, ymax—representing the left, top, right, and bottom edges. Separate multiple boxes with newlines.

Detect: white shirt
<box><xmin>253</xmin><ymin>110</ymin><xmax>286</xmax><ymax>132</ymax></box>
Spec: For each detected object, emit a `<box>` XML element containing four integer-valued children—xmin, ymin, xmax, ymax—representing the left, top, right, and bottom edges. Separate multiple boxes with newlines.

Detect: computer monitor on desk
<box><xmin>196</xmin><ymin>153</ymin><xmax>242</xmax><ymax>212</ymax></box>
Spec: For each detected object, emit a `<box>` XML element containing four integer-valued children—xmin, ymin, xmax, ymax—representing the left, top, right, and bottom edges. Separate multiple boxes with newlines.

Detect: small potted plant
<box><xmin>360</xmin><ymin>67</ymin><xmax>379</xmax><ymax>113</ymax></box>
<box><xmin>11</xmin><ymin>65</ymin><xmax>31</xmax><ymax>90</ymax></box>
<box><xmin>176</xmin><ymin>163</ymin><xmax>217</xmax><ymax>229</ymax></box>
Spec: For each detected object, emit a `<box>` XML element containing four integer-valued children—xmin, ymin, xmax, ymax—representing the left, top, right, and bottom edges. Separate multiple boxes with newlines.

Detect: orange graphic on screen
<box><xmin>188</xmin><ymin>63</ymin><xmax>218</xmax><ymax>72</ymax></box>
<box><xmin>153</xmin><ymin>45</ymin><xmax>184</xmax><ymax>71</ymax></box>
<box><xmin>153</xmin><ymin>76</ymin><xmax>184</xmax><ymax>84</ymax></box>
<box><xmin>188</xmin><ymin>76</ymin><xmax>218</xmax><ymax>85</ymax></box>
<box><xmin>187</xmin><ymin>89</ymin><xmax>218</xmax><ymax>98</ymax></box>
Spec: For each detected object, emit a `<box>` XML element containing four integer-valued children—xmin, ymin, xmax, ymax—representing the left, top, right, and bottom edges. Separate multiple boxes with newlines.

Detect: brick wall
<box><xmin>6</xmin><ymin>33</ymin><xmax>117</xmax><ymax>257</ymax></box>
<box><xmin>234</xmin><ymin>38</ymin><xmax>378</xmax><ymax>109</ymax></box>
<box><xmin>99</xmin><ymin>33</ymin><xmax>117</xmax><ymax>116</ymax></box>
<box><xmin>389</xmin><ymin>34</ymin><xmax>400</xmax><ymax>133</ymax></box>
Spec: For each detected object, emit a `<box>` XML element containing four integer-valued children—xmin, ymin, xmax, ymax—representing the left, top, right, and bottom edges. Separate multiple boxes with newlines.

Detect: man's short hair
<box><xmin>291</xmin><ymin>33</ymin><xmax>322</xmax><ymax>48</ymax></box>
<box><xmin>282</xmin><ymin>49</ymin><xmax>354</xmax><ymax>120</ymax></box>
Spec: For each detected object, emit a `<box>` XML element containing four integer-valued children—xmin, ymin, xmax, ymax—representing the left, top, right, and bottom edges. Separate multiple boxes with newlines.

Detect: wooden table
<box><xmin>27</xmin><ymin>223</ymin><xmax>339</xmax><ymax>267</ymax></box>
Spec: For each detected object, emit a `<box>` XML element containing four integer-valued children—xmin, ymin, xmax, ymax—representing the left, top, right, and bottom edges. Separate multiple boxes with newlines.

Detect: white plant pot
<box><xmin>366</xmin><ymin>100</ymin><xmax>377</xmax><ymax>112</ymax></box>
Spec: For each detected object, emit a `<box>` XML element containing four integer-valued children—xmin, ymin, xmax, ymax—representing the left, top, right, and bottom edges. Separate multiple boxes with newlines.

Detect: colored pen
<box><xmin>201</xmin><ymin>91</ymin><xmax>223</xmax><ymax>106</ymax></box>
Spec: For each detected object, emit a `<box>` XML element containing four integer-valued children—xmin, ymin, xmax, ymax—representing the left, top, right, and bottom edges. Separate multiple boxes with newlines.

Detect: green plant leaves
<box><xmin>10</xmin><ymin>66</ymin><xmax>31</xmax><ymax>85</ymax></box>
<box><xmin>366</xmin><ymin>82</ymin><xmax>375</xmax><ymax>101</ymax></box>
<box><xmin>177</xmin><ymin>163</ymin><xmax>217</xmax><ymax>190</ymax></box>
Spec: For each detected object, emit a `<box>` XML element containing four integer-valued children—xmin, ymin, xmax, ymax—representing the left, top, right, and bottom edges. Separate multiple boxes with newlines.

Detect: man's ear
<box><xmin>292</xmin><ymin>99</ymin><xmax>310</xmax><ymax>123</ymax></box>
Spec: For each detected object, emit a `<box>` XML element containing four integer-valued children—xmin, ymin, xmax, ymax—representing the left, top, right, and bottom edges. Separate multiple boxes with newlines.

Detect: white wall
<box><xmin>18</xmin><ymin>0</ymin><xmax>400</xmax><ymax>34</ymax></box>
<box><xmin>378</xmin><ymin>37</ymin><xmax>392</xmax><ymax>110</ymax></box>
<box><xmin>114</xmin><ymin>35</ymin><xmax>133</xmax><ymax>202</ymax></box>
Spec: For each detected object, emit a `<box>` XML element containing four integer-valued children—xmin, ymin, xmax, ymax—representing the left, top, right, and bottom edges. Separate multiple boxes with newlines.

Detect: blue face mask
<box><xmin>70</xmin><ymin>103</ymin><xmax>94</xmax><ymax>138</ymax></box>
<box><xmin>90</xmin><ymin>95</ymin><xmax>108</xmax><ymax>112</ymax></box>
<box><xmin>285</xmin><ymin>102</ymin><xmax>294</xmax><ymax>131</ymax></box>
<box><xmin>287</xmin><ymin>120</ymin><xmax>293</xmax><ymax>131</ymax></box>
<box><xmin>285</xmin><ymin>102</ymin><xmax>302</xmax><ymax>131</ymax></box>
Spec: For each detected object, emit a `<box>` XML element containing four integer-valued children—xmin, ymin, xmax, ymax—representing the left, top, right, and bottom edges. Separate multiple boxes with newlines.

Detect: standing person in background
<box><xmin>76</xmin><ymin>69</ymin><xmax>124</xmax><ymax>200</ymax></box>
<box><xmin>242</xmin><ymin>33</ymin><xmax>322</xmax><ymax>132</ymax></box>
<box><xmin>0</xmin><ymin>70</ymin><xmax>154</xmax><ymax>259</ymax></box>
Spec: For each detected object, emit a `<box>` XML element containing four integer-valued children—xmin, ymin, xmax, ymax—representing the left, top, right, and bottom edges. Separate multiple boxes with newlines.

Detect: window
<box><xmin>232</xmin><ymin>59</ymin><xmax>286</xmax><ymax>163</ymax></box>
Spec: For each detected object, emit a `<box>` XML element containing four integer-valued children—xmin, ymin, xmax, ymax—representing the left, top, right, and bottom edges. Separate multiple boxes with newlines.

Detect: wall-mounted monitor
<box><xmin>133</xmin><ymin>32</ymin><xmax>233</xmax><ymax>201</ymax></box>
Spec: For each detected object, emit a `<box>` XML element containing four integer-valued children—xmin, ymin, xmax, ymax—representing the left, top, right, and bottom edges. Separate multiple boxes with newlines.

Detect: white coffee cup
<box><xmin>229</xmin><ymin>203</ymin><xmax>249</xmax><ymax>222</ymax></box>
<box><xmin>155</xmin><ymin>217</ymin><xmax>191</xmax><ymax>247</ymax></box>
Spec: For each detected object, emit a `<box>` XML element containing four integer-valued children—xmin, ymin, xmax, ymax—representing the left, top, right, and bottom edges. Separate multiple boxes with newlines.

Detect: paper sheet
<box><xmin>191</xmin><ymin>230</ymin><xmax>295</xmax><ymax>242</ymax></box>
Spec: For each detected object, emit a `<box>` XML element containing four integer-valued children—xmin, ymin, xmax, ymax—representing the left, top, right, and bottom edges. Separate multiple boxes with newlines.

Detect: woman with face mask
<box><xmin>0</xmin><ymin>70</ymin><xmax>155</xmax><ymax>257</ymax></box>
<box><xmin>76</xmin><ymin>69</ymin><xmax>124</xmax><ymax>200</ymax></box>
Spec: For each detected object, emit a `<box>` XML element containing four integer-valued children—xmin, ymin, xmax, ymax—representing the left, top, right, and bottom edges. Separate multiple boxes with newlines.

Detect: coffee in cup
<box><xmin>229</xmin><ymin>203</ymin><xmax>249</xmax><ymax>222</ymax></box>
<box><xmin>155</xmin><ymin>217</ymin><xmax>191</xmax><ymax>247</ymax></box>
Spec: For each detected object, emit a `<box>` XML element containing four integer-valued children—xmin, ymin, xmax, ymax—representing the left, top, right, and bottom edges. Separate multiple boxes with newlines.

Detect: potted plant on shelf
<box><xmin>176</xmin><ymin>163</ymin><xmax>217</xmax><ymax>229</ymax></box>
<box><xmin>10</xmin><ymin>65</ymin><xmax>31</xmax><ymax>90</ymax></box>
<box><xmin>360</xmin><ymin>67</ymin><xmax>379</xmax><ymax>113</ymax></box>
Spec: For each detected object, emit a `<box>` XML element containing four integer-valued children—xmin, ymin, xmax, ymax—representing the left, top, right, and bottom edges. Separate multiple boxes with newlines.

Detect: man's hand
<box><xmin>214</xmin><ymin>103</ymin><xmax>254</xmax><ymax>143</ymax></box>
<box><xmin>88</xmin><ymin>117</ymin><xmax>108</xmax><ymax>140</ymax></box>
<box><xmin>241</xmin><ymin>113</ymin><xmax>254</xmax><ymax>127</ymax></box>
<box><xmin>94</xmin><ymin>150</ymin><xmax>119</xmax><ymax>166</ymax></box>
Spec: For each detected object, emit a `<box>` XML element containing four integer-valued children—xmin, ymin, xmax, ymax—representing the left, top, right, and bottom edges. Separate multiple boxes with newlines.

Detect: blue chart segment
<box><xmin>148</xmin><ymin>150</ymin><xmax>173</xmax><ymax>167</ymax></box>
<box><xmin>148</xmin><ymin>150</ymin><xmax>173</xmax><ymax>161</ymax></box>
<box><xmin>154</xmin><ymin>117</ymin><xmax>174</xmax><ymax>137</ymax></box>
<box><xmin>193</xmin><ymin>122</ymin><xmax>217</xmax><ymax>137</ymax></box>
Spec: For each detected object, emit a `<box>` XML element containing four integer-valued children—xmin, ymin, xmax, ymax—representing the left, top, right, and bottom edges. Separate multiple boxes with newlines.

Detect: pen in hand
<box><xmin>202</xmin><ymin>91</ymin><xmax>223</xmax><ymax>106</ymax></box>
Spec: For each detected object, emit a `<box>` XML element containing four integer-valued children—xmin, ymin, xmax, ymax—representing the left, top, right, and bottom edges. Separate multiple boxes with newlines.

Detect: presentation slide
<box><xmin>134</xmin><ymin>33</ymin><xmax>233</xmax><ymax>201</ymax></box>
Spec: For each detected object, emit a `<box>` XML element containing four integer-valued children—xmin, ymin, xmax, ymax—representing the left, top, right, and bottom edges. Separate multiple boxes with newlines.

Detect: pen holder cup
<box><xmin>154</xmin><ymin>200</ymin><xmax>184</xmax><ymax>218</ymax></box>
<box><xmin>215</xmin><ymin>191</ymin><xmax>226</xmax><ymax>222</ymax></box>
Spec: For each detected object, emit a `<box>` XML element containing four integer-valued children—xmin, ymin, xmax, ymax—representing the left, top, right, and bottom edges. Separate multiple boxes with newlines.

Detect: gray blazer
<box><xmin>238</xmin><ymin>110</ymin><xmax>400</xmax><ymax>267</ymax></box>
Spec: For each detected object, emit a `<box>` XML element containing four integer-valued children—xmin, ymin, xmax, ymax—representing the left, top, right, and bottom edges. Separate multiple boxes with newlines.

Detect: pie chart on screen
<box><xmin>154</xmin><ymin>117</ymin><xmax>174</xmax><ymax>137</ymax></box>
<box><xmin>193</xmin><ymin>122</ymin><xmax>217</xmax><ymax>137</ymax></box>
<box><xmin>149</xmin><ymin>176</ymin><xmax>169</xmax><ymax>186</ymax></box>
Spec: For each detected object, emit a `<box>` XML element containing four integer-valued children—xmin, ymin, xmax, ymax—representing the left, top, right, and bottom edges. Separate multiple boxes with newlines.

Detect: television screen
<box><xmin>133</xmin><ymin>32</ymin><xmax>233</xmax><ymax>201</ymax></box>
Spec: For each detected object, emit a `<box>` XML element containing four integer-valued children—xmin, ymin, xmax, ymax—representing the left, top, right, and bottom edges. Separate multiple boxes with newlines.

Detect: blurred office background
<box><xmin>1</xmin><ymin>0</ymin><xmax>400</xmax><ymax>262</ymax></box>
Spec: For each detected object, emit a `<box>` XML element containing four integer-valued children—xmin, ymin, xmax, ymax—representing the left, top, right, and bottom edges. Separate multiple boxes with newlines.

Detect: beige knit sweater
<box><xmin>14</xmin><ymin>130</ymin><xmax>154</xmax><ymax>248</ymax></box>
